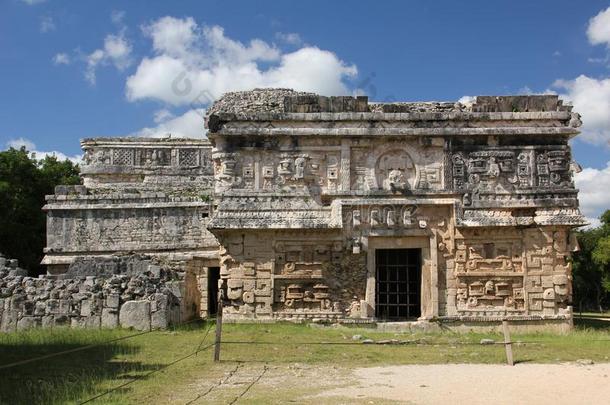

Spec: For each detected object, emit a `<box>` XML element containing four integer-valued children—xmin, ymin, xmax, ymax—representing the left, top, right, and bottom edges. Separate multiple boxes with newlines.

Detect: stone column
<box><xmin>340</xmin><ymin>139</ymin><xmax>351</xmax><ymax>191</ymax></box>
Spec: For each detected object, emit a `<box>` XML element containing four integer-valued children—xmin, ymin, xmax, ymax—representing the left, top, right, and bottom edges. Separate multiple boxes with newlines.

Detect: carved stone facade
<box><xmin>204</xmin><ymin>89</ymin><xmax>586</xmax><ymax>330</ymax></box>
<box><xmin>43</xmin><ymin>138</ymin><xmax>218</xmax><ymax>274</ymax></box>
<box><xmin>42</xmin><ymin>90</ymin><xmax>587</xmax><ymax>331</ymax></box>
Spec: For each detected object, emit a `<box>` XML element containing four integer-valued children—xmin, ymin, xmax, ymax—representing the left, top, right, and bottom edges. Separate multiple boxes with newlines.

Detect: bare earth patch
<box><xmin>177</xmin><ymin>362</ymin><xmax>610</xmax><ymax>404</ymax></box>
<box><xmin>318</xmin><ymin>363</ymin><xmax>610</xmax><ymax>404</ymax></box>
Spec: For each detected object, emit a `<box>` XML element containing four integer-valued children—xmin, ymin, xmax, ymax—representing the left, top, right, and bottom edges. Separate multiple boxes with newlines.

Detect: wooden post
<box><xmin>502</xmin><ymin>320</ymin><xmax>514</xmax><ymax>366</ymax></box>
<box><xmin>214</xmin><ymin>288</ymin><xmax>224</xmax><ymax>362</ymax></box>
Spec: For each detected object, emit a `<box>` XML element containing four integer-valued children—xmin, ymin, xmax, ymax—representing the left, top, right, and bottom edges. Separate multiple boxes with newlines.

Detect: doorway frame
<box><xmin>364</xmin><ymin>233</ymin><xmax>439</xmax><ymax>320</ymax></box>
<box><xmin>375</xmin><ymin>248</ymin><xmax>422</xmax><ymax>320</ymax></box>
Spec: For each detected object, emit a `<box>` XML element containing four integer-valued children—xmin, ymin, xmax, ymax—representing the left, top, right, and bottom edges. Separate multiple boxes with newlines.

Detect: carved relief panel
<box><xmin>213</xmin><ymin>148</ymin><xmax>343</xmax><ymax>193</ymax></box>
<box><xmin>456</xmin><ymin>278</ymin><xmax>525</xmax><ymax>311</ymax></box>
<box><xmin>82</xmin><ymin>145</ymin><xmax>210</xmax><ymax>170</ymax></box>
<box><xmin>138</xmin><ymin>149</ymin><xmax>171</xmax><ymax>166</ymax></box>
<box><xmin>346</xmin><ymin>204</ymin><xmax>423</xmax><ymax>230</ymax></box>
<box><xmin>272</xmin><ymin>240</ymin><xmax>344</xmax><ymax>313</ymax></box>
<box><xmin>451</xmin><ymin>147</ymin><xmax>574</xmax><ymax>193</ymax></box>
<box><xmin>351</xmin><ymin>141</ymin><xmax>444</xmax><ymax>192</ymax></box>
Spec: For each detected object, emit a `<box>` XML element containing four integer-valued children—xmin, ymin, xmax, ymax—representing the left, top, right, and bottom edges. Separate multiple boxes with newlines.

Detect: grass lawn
<box><xmin>0</xmin><ymin>318</ymin><xmax>609</xmax><ymax>404</ymax></box>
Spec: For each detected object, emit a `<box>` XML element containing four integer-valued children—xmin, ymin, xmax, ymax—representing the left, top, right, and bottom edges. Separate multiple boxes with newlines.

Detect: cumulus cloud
<box><xmin>40</xmin><ymin>16</ymin><xmax>55</xmax><ymax>33</ymax></box>
<box><xmin>132</xmin><ymin>109</ymin><xmax>206</xmax><ymax>138</ymax></box>
<box><xmin>6</xmin><ymin>137</ymin><xmax>36</xmax><ymax>151</ymax></box>
<box><xmin>20</xmin><ymin>0</ymin><xmax>46</xmax><ymax>5</ymax></box>
<box><xmin>587</xmin><ymin>7</ymin><xmax>610</xmax><ymax>48</ymax></box>
<box><xmin>553</xmin><ymin>75</ymin><xmax>610</xmax><ymax>145</ymax></box>
<box><xmin>275</xmin><ymin>32</ymin><xmax>303</xmax><ymax>46</ymax></box>
<box><xmin>153</xmin><ymin>108</ymin><xmax>175</xmax><ymax>123</ymax></box>
<box><xmin>111</xmin><ymin>10</ymin><xmax>126</xmax><ymax>25</ymax></box>
<box><xmin>457</xmin><ymin>95</ymin><xmax>476</xmax><ymax>105</ymax></box>
<box><xmin>85</xmin><ymin>31</ymin><xmax>132</xmax><ymax>84</ymax></box>
<box><xmin>5</xmin><ymin>138</ymin><xmax>82</xmax><ymax>163</ymax></box>
<box><xmin>53</xmin><ymin>52</ymin><xmax>70</xmax><ymax>65</ymax></box>
<box><xmin>54</xmin><ymin>13</ymin><xmax>133</xmax><ymax>84</ymax></box>
<box><xmin>126</xmin><ymin>17</ymin><xmax>357</xmax><ymax>106</ymax></box>
<box><xmin>575</xmin><ymin>162</ymin><xmax>610</xmax><ymax>227</ymax></box>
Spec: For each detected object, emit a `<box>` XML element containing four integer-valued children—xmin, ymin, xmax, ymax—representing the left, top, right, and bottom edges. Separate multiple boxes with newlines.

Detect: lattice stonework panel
<box><xmin>112</xmin><ymin>149</ymin><xmax>134</xmax><ymax>166</ymax></box>
<box><xmin>179</xmin><ymin>149</ymin><xmax>199</xmax><ymax>167</ymax></box>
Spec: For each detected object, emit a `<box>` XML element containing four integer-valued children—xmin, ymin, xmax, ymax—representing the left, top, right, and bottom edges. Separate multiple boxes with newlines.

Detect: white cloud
<box><xmin>553</xmin><ymin>75</ymin><xmax>610</xmax><ymax>144</ymax></box>
<box><xmin>85</xmin><ymin>31</ymin><xmax>132</xmax><ymax>85</ymax></box>
<box><xmin>7</xmin><ymin>137</ymin><xmax>36</xmax><ymax>151</ymax></box>
<box><xmin>575</xmin><ymin>162</ymin><xmax>610</xmax><ymax>228</ymax></box>
<box><xmin>457</xmin><ymin>95</ymin><xmax>475</xmax><ymax>105</ymax></box>
<box><xmin>111</xmin><ymin>10</ymin><xmax>126</xmax><ymax>25</ymax></box>
<box><xmin>126</xmin><ymin>17</ymin><xmax>356</xmax><ymax>106</ymax></box>
<box><xmin>153</xmin><ymin>108</ymin><xmax>174</xmax><ymax>123</ymax></box>
<box><xmin>587</xmin><ymin>7</ymin><xmax>610</xmax><ymax>47</ymax></box>
<box><xmin>133</xmin><ymin>109</ymin><xmax>206</xmax><ymax>138</ymax></box>
<box><xmin>20</xmin><ymin>0</ymin><xmax>46</xmax><ymax>5</ymax></box>
<box><xmin>141</xmin><ymin>16</ymin><xmax>199</xmax><ymax>60</ymax></box>
<box><xmin>275</xmin><ymin>32</ymin><xmax>302</xmax><ymax>46</ymax></box>
<box><xmin>5</xmin><ymin>138</ymin><xmax>82</xmax><ymax>163</ymax></box>
<box><xmin>40</xmin><ymin>16</ymin><xmax>55</xmax><ymax>33</ymax></box>
<box><xmin>53</xmin><ymin>52</ymin><xmax>70</xmax><ymax>65</ymax></box>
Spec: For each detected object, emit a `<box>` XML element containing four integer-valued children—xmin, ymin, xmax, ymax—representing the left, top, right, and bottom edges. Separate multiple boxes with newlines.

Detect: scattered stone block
<box><xmin>119</xmin><ymin>300</ymin><xmax>151</xmax><ymax>331</ymax></box>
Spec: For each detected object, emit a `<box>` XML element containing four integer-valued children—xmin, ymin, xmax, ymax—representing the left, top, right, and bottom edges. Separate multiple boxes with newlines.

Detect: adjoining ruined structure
<box><xmin>31</xmin><ymin>89</ymin><xmax>587</xmax><ymax>331</ymax></box>
<box><xmin>41</xmin><ymin>137</ymin><xmax>221</xmax><ymax>323</ymax></box>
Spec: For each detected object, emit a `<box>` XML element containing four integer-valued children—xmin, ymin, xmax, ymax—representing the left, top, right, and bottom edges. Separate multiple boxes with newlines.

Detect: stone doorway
<box><xmin>375</xmin><ymin>248</ymin><xmax>421</xmax><ymax>320</ymax></box>
<box><xmin>207</xmin><ymin>266</ymin><xmax>220</xmax><ymax>316</ymax></box>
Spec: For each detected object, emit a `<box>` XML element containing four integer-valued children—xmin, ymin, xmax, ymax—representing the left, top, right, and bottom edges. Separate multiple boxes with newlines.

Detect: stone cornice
<box><xmin>212</xmin><ymin>126</ymin><xmax>578</xmax><ymax>137</ymax></box>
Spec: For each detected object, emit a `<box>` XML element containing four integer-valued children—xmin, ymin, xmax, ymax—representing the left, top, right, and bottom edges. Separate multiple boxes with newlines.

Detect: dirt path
<box><xmin>318</xmin><ymin>363</ymin><xmax>610</xmax><ymax>404</ymax></box>
<box><xmin>181</xmin><ymin>362</ymin><xmax>610</xmax><ymax>404</ymax></box>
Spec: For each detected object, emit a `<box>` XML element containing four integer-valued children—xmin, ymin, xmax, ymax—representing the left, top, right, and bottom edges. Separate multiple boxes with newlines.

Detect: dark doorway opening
<box><xmin>375</xmin><ymin>248</ymin><xmax>421</xmax><ymax>320</ymax></box>
<box><xmin>207</xmin><ymin>267</ymin><xmax>220</xmax><ymax>316</ymax></box>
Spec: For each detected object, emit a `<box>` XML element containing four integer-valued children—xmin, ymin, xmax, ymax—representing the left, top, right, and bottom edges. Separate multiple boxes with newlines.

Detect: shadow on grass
<box><xmin>0</xmin><ymin>340</ymin><xmax>161</xmax><ymax>405</ymax></box>
<box><xmin>574</xmin><ymin>317</ymin><xmax>610</xmax><ymax>331</ymax></box>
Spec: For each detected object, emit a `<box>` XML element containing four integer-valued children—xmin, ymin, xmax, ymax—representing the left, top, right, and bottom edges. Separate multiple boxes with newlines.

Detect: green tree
<box><xmin>572</xmin><ymin>210</ymin><xmax>610</xmax><ymax>312</ymax></box>
<box><xmin>0</xmin><ymin>147</ymin><xmax>80</xmax><ymax>275</ymax></box>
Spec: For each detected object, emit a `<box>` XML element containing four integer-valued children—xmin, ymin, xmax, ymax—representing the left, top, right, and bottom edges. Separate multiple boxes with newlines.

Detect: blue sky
<box><xmin>1</xmin><ymin>0</ymin><xmax>610</xmax><ymax>223</ymax></box>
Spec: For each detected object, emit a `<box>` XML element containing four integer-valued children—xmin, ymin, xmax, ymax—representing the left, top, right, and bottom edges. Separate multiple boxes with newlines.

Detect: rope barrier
<box><xmin>79</xmin><ymin>319</ymin><xmax>217</xmax><ymax>404</ymax></box>
<box><xmin>195</xmin><ymin>321</ymin><xmax>215</xmax><ymax>355</ymax></box>
<box><xmin>0</xmin><ymin>317</ymin><xmax>204</xmax><ymax>371</ymax></box>
<box><xmin>228</xmin><ymin>364</ymin><xmax>268</xmax><ymax>405</ymax></box>
<box><xmin>216</xmin><ymin>338</ymin><xmax>610</xmax><ymax>346</ymax></box>
<box><xmin>184</xmin><ymin>363</ymin><xmax>242</xmax><ymax>405</ymax></box>
<box><xmin>79</xmin><ymin>342</ymin><xmax>216</xmax><ymax>404</ymax></box>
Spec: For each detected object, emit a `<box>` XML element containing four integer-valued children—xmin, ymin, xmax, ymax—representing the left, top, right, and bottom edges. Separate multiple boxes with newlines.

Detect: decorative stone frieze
<box><xmin>204</xmin><ymin>89</ymin><xmax>585</xmax><ymax>330</ymax></box>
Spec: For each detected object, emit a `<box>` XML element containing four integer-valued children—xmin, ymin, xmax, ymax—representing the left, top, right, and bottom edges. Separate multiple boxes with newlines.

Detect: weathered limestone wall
<box><xmin>215</xmin><ymin>230</ymin><xmax>368</xmax><ymax>322</ymax></box>
<box><xmin>44</xmin><ymin>192</ymin><xmax>215</xmax><ymax>270</ymax></box>
<box><xmin>205</xmin><ymin>89</ymin><xmax>586</xmax><ymax>329</ymax></box>
<box><xmin>0</xmin><ymin>254</ymin><xmax>189</xmax><ymax>332</ymax></box>
<box><xmin>445</xmin><ymin>226</ymin><xmax>575</xmax><ymax>320</ymax></box>
<box><xmin>42</xmin><ymin>138</ymin><xmax>220</xmax><ymax>273</ymax></box>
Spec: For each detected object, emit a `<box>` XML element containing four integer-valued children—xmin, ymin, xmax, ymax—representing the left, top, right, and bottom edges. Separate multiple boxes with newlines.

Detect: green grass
<box><xmin>0</xmin><ymin>319</ymin><xmax>609</xmax><ymax>404</ymax></box>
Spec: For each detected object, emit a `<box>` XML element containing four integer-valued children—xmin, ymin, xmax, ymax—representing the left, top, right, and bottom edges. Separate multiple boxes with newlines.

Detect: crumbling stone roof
<box><xmin>206</xmin><ymin>88</ymin><xmax>572</xmax><ymax>118</ymax></box>
<box><xmin>206</xmin><ymin>88</ymin><xmax>316</xmax><ymax>116</ymax></box>
<box><xmin>368</xmin><ymin>102</ymin><xmax>465</xmax><ymax>113</ymax></box>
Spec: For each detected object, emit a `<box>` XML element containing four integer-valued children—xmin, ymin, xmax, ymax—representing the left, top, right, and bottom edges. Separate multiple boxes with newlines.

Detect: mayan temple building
<box><xmin>41</xmin><ymin>89</ymin><xmax>587</xmax><ymax>331</ymax></box>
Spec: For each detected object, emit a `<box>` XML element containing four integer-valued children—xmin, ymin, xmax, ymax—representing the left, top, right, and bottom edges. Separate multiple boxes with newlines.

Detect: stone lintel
<box><xmin>80</xmin><ymin>137</ymin><xmax>211</xmax><ymax>148</ymax></box>
<box><xmin>43</xmin><ymin>201</ymin><xmax>209</xmax><ymax>211</ymax></box>
<box><xmin>212</xmin><ymin>110</ymin><xmax>572</xmax><ymax>123</ymax></box>
<box><xmin>213</xmin><ymin>126</ymin><xmax>579</xmax><ymax>137</ymax></box>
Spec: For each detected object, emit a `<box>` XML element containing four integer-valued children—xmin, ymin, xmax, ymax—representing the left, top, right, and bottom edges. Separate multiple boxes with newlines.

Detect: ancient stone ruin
<box><xmin>1</xmin><ymin>89</ymin><xmax>588</xmax><ymax>331</ymax></box>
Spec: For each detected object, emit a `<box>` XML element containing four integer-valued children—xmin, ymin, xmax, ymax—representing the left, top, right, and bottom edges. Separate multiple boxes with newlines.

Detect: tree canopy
<box><xmin>0</xmin><ymin>147</ymin><xmax>80</xmax><ymax>274</ymax></box>
<box><xmin>572</xmin><ymin>209</ymin><xmax>610</xmax><ymax>312</ymax></box>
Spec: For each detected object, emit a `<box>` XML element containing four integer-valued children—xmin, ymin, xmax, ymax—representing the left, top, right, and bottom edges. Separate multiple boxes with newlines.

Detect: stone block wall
<box><xmin>0</xmin><ymin>254</ymin><xmax>187</xmax><ymax>332</ymax></box>
<box><xmin>215</xmin><ymin>230</ymin><xmax>368</xmax><ymax>322</ymax></box>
